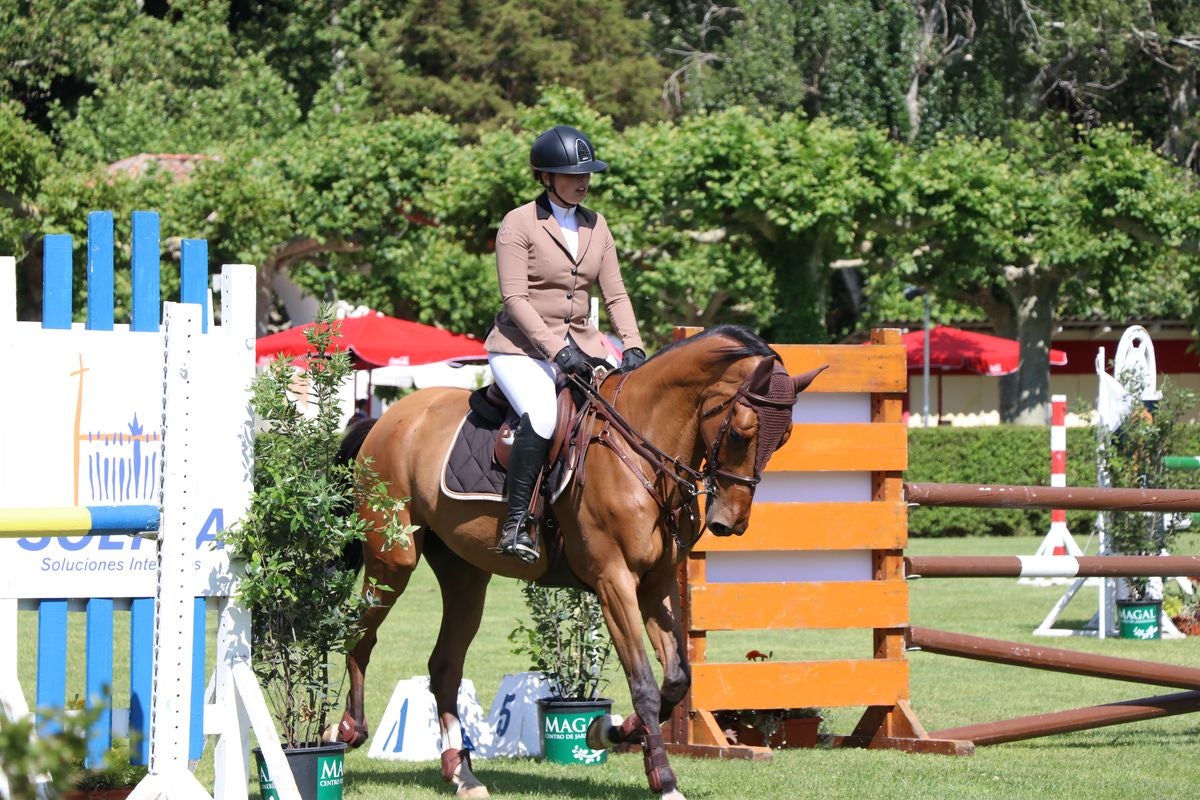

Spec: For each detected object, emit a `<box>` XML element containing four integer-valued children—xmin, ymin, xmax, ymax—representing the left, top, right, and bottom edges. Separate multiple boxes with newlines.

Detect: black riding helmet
<box><xmin>529</xmin><ymin>126</ymin><xmax>607</xmax><ymax>174</ymax></box>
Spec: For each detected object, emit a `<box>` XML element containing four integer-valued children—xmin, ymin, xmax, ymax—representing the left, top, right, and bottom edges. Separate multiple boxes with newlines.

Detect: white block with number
<box><xmin>484</xmin><ymin>672</ymin><xmax>553</xmax><ymax>758</ymax></box>
<box><xmin>368</xmin><ymin>676</ymin><xmax>493</xmax><ymax>761</ymax></box>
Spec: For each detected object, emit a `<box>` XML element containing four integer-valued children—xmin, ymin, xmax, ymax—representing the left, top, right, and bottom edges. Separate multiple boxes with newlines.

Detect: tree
<box><xmin>875</xmin><ymin>122</ymin><xmax>1200</xmax><ymax>424</ymax></box>
<box><xmin>356</xmin><ymin>0</ymin><xmax>667</xmax><ymax>128</ymax></box>
<box><xmin>606</xmin><ymin>109</ymin><xmax>896</xmax><ymax>343</ymax></box>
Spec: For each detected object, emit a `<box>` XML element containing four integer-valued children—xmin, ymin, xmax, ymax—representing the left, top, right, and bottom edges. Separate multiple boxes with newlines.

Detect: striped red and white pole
<box><xmin>906</xmin><ymin>555</ymin><xmax>1200</xmax><ymax>579</ymax></box>
<box><xmin>1048</xmin><ymin>394</ymin><xmax>1069</xmax><ymax>555</ymax></box>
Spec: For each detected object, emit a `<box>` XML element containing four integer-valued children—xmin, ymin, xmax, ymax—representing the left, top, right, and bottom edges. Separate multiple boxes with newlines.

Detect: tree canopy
<box><xmin>2</xmin><ymin>0</ymin><xmax>1200</xmax><ymax>423</ymax></box>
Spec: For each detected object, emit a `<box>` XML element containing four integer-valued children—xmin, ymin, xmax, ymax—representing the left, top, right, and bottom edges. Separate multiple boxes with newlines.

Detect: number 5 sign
<box><xmin>484</xmin><ymin>672</ymin><xmax>552</xmax><ymax>757</ymax></box>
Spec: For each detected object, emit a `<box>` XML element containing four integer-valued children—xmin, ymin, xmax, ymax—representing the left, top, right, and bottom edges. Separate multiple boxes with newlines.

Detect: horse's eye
<box><xmin>728</xmin><ymin>428</ymin><xmax>750</xmax><ymax>445</ymax></box>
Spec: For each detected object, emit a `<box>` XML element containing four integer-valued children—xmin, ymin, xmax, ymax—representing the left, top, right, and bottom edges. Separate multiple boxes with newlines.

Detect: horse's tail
<box><xmin>337</xmin><ymin>419</ymin><xmax>377</xmax><ymax>575</ymax></box>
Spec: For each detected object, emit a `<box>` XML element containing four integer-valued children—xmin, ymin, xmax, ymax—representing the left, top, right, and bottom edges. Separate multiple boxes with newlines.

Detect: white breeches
<box><xmin>488</xmin><ymin>353</ymin><xmax>559</xmax><ymax>438</ymax></box>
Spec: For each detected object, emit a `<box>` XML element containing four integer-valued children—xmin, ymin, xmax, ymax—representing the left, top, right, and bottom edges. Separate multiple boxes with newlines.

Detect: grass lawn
<box><xmin>19</xmin><ymin>533</ymin><xmax>1200</xmax><ymax>798</ymax></box>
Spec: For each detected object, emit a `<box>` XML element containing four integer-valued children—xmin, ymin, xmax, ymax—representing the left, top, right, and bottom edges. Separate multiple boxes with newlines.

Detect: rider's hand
<box><xmin>620</xmin><ymin>347</ymin><xmax>646</xmax><ymax>372</ymax></box>
<box><xmin>554</xmin><ymin>343</ymin><xmax>592</xmax><ymax>378</ymax></box>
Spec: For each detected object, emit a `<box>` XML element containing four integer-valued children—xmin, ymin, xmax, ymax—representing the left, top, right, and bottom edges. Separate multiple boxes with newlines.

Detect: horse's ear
<box><xmin>791</xmin><ymin>365</ymin><xmax>828</xmax><ymax>394</ymax></box>
<box><xmin>748</xmin><ymin>356</ymin><xmax>777</xmax><ymax>392</ymax></box>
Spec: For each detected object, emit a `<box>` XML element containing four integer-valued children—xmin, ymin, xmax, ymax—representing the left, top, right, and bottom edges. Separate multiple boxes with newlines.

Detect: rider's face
<box><xmin>545</xmin><ymin>172</ymin><xmax>591</xmax><ymax>206</ymax></box>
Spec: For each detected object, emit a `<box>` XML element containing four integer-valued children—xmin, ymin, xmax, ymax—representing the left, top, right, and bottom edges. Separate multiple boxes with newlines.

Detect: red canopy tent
<box><xmin>255</xmin><ymin>310</ymin><xmax>486</xmax><ymax>369</ymax></box>
<box><xmin>902</xmin><ymin>325</ymin><xmax>1068</xmax><ymax>376</ymax></box>
<box><xmin>901</xmin><ymin>325</ymin><xmax>1068</xmax><ymax>419</ymax></box>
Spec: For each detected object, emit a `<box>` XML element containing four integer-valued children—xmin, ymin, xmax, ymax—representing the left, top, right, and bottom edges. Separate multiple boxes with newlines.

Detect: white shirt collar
<box><xmin>548</xmin><ymin>198</ymin><xmax>578</xmax><ymax>229</ymax></box>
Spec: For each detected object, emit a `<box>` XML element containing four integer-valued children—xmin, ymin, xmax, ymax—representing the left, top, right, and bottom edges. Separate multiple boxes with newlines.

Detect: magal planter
<box><xmin>538</xmin><ymin>697</ymin><xmax>612</xmax><ymax>765</ymax></box>
<box><xmin>254</xmin><ymin>742</ymin><xmax>346</xmax><ymax>800</ymax></box>
<box><xmin>1117</xmin><ymin>599</ymin><xmax>1162</xmax><ymax>640</ymax></box>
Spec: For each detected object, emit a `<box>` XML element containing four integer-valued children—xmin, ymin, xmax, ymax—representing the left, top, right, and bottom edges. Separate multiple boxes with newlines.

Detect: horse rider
<box><xmin>484</xmin><ymin>124</ymin><xmax>647</xmax><ymax>563</ymax></box>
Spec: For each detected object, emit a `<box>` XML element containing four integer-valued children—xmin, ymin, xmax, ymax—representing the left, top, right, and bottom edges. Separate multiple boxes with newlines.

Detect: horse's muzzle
<box><xmin>707</xmin><ymin>520</ymin><xmax>745</xmax><ymax>537</ymax></box>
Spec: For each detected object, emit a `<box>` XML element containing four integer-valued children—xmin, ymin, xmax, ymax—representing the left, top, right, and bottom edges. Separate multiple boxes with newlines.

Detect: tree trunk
<box><xmin>1003</xmin><ymin>267</ymin><xmax>1060</xmax><ymax>425</ymax></box>
<box><xmin>1161</xmin><ymin>56</ymin><xmax>1197</xmax><ymax>168</ymax></box>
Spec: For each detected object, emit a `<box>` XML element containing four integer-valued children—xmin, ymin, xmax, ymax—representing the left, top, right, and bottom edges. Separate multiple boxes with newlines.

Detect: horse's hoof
<box><xmin>334</xmin><ymin>713</ymin><xmax>368</xmax><ymax>748</ymax></box>
<box><xmin>659</xmin><ymin>790</ymin><xmax>687</xmax><ymax>800</ymax></box>
<box><xmin>586</xmin><ymin>713</ymin><xmax>623</xmax><ymax>749</ymax></box>
<box><xmin>443</xmin><ymin>748</ymin><xmax>488</xmax><ymax>799</ymax></box>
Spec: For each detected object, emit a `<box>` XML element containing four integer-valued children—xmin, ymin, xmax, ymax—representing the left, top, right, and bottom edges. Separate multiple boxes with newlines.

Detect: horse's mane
<box><xmin>647</xmin><ymin>324</ymin><xmax>778</xmax><ymax>365</ymax></box>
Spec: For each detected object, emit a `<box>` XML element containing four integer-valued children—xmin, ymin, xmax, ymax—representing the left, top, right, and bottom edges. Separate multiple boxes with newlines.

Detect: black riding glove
<box><xmin>554</xmin><ymin>343</ymin><xmax>592</xmax><ymax>378</ymax></box>
<box><xmin>620</xmin><ymin>347</ymin><xmax>646</xmax><ymax>372</ymax></box>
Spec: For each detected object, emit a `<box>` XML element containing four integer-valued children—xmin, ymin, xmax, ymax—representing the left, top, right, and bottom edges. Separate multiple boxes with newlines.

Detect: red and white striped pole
<box><xmin>1021</xmin><ymin>395</ymin><xmax>1083</xmax><ymax>584</ymax></box>
<box><xmin>1048</xmin><ymin>394</ymin><xmax>1070</xmax><ymax>555</ymax></box>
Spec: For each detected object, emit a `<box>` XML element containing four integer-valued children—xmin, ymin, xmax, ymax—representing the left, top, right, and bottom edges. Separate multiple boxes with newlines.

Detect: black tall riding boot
<box><xmin>498</xmin><ymin>414</ymin><xmax>552</xmax><ymax>563</ymax></box>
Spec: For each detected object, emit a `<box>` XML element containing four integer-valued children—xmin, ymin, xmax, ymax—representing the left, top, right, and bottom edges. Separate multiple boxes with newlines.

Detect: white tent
<box><xmin>370</xmin><ymin>360</ymin><xmax>492</xmax><ymax>391</ymax></box>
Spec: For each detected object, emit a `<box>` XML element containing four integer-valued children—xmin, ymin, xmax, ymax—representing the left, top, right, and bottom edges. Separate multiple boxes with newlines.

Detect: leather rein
<box><xmin>567</xmin><ymin>355</ymin><xmax>791</xmax><ymax>548</ymax></box>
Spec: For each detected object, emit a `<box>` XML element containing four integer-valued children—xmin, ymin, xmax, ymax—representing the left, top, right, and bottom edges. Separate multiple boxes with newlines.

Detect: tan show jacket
<box><xmin>484</xmin><ymin>193</ymin><xmax>644</xmax><ymax>361</ymax></box>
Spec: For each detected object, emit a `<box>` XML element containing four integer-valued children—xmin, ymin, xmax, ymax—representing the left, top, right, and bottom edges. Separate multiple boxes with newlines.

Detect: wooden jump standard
<box><xmin>665</xmin><ymin>330</ymin><xmax>1200</xmax><ymax>759</ymax></box>
<box><xmin>667</xmin><ymin>329</ymin><xmax>971</xmax><ymax>758</ymax></box>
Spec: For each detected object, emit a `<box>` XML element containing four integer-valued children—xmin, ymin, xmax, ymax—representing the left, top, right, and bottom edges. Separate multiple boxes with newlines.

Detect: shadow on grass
<box><xmin>1005</xmin><ymin>726</ymin><xmax>1200</xmax><ymax>750</ymax></box>
<box><xmin>346</xmin><ymin>755</ymin><xmax>653</xmax><ymax>799</ymax></box>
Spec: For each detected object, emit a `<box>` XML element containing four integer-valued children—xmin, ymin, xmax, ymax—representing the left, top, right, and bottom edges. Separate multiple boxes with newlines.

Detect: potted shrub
<box><xmin>509</xmin><ymin>583</ymin><xmax>613</xmax><ymax>766</ymax></box>
<box><xmin>61</xmin><ymin>742</ymin><xmax>147</xmax><ymax>800</ymax></box>
<box><xmin>715</xmin><ymin>707</ymin><xmax>823</xmax><ymax>750</ymax></box>
<box><xmin>1095</xmin><ymin>373</ymin><xmax>1197</xmax><ymax>639</ymax></box>
<box><xmin>220</xmin><ymin>308</ymin><xmax>410</xmax><ymax>799</ymax></box>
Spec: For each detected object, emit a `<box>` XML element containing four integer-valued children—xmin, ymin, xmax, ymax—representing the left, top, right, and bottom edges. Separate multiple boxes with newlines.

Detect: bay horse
<box><xmin>330</xmin><ymin>325</ymin><xmax>825</xmax><ymax>799</ymax></box>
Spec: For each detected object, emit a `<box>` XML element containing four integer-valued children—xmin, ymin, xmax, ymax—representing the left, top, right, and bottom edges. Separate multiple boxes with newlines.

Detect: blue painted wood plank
<box><xmin>129</xmin><ymin>597</ymin><xmax>154</xmax><ymax>766</ymax></box>
<box><xmin>180</xmin><ymin>239</ymin><xmax>208</xmax><ymax>333</ymax></box>
<box><xmin>85</xmin><ymin>598</ymin><xmax>115</xmax><ymax>767</ymax></box>
<box><xmin>42</xmin><ymin>234</ymin><xmax>73</xmax><ymax>330</ymax></box>
<box><xmin>131</xmin><ymin>211</ymin><xmax>160</xmax><ymax>332</ymax></box>
<box><xmin>36</xmin><ymin>600</ymin><xmax>69</xmax><ymax>733</ymax></box>
<box><xmin>86</xmin><ymin>211</ymin><xmax>115</xmax><ymax>330</ymax></box>
<box><xmin>86</xmin><ymin>505</ymin><xmax>160</xmax><ymax>534</ymax></box>
<box><xmin>190</xmin><ymin>597</ymin><xmax>206</xmax><ymax>760</ymax></box>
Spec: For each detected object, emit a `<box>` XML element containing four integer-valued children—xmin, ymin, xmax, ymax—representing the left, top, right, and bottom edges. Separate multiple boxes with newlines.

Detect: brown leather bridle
<box><xmin>698</xmin><ymin>357</ymin><xmax>797</xmax><ymax>488</ymax></box>
<box><xmin>569</xmin><ymin>354</ymin><xmax>795</xmax><ymax>545</ymax></box>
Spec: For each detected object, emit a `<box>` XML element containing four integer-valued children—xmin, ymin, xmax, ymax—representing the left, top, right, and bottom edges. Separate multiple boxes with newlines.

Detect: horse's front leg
<box><xmin>589</xmin><ymin>566</ymin><xmax>690</xmax><ymax>742</ymax></box>
<box><xmin>593</xmin><ymin>569</ymin><xmax>686</xmax><ymax>800</ymax></box>
<box><xmin>640</xmin><ymin>570</ymin><xmax>691</xmax><ymax>721</ymax></box>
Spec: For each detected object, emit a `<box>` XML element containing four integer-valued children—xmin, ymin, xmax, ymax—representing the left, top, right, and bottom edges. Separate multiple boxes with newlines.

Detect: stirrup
<box><xmin>496</xmin><ymin>518</ymin><xmax>539</xmax><ymax>563</ymax></box>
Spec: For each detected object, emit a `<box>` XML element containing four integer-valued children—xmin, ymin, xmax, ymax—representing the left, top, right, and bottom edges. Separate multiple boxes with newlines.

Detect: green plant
<box><xmin>68</xmin><ymin>741</ymin><xmax>147</xmax><ymax>791</ymax></box>
<box><xmin>220</xmin><ymin>306</ymin><xmax>412</xmax><ymax>748</ymax></box>
<box><xmin>509</xmin><ymin>583</ymin><xmax>612</xmax><ymax>700</ymax></box>
<box><xmin>0</xmin><ymin>705</ymin><xmax>100</xmax><ymax>800</ymax></box>
<box><xmin>1095</xmin><ymin>374</ymin><xmax>1197</xmax><ymax>599</ymax></box>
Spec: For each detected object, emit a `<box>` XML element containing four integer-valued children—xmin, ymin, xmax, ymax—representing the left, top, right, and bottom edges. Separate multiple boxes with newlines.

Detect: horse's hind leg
<box><xmin>423</xmin><ymin>534</ymin><xmax>492</xmax><ymax>799</ymax></box>
<box><xmin>329</xmin><ymin>529</ymin><xmax>424</xmax><ymax>747</ymax></box>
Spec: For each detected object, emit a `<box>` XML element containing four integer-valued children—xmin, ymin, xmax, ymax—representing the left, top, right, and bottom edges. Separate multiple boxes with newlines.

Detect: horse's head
<box><xmin>699</xmin><ymin>354</ymin><xmax>827</xmax><ymax>536</ymax></box>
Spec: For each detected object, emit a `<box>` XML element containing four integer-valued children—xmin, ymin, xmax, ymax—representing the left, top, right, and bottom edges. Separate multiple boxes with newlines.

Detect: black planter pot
<box><xmin>253</xmin><ymin>742</ymin><xmax>345</xmax><ymax>800</ymax></box>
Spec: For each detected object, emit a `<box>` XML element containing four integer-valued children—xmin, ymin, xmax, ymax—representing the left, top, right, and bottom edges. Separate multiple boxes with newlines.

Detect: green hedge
<box><xmin>905</xmin><ymin>424</ymin><xmax>1200</xmax><ymax>538</ymax></box>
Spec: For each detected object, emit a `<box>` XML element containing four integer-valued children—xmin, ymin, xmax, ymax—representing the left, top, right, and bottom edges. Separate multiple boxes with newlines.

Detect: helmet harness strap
<box><xmin>542</xmin><ymin>172</ymin><xmax>576</xmax><ymax>209</ymax></box>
